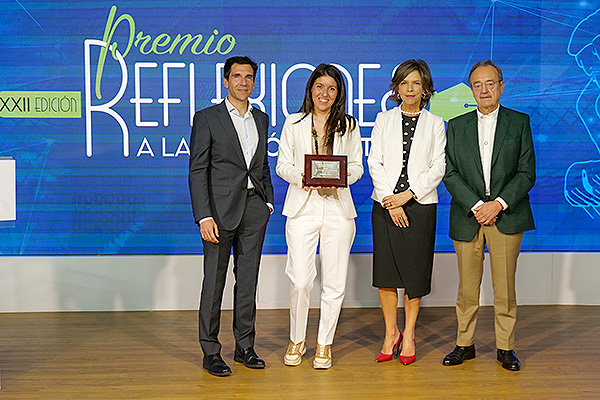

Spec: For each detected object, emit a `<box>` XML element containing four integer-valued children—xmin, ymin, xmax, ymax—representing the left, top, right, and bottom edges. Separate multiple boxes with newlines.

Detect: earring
<box><xmin>422</xmin><ymin>92</ymin><xmax>426</xmax><ymax>98</ymax></box>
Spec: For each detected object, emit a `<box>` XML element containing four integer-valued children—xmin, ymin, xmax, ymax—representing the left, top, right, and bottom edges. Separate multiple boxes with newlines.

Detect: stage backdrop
<box><xmin>1</xmin><ymin>0</ymin><xmax>599</xmax><ymax>255</ymax></box>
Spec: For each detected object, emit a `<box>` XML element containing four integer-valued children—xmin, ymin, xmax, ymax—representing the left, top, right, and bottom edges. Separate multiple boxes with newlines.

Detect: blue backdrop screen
<box><xmin>1</xmin><ymin>0</ymin><xmax>599</xmax><ymax>254</ymax></box>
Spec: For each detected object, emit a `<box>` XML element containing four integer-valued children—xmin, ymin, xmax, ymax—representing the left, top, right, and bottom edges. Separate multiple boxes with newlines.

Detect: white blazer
<box><xmin>276</xmin><ymin>112</ymin><xmax>364</xmax><ymax>219</ymax></box>
<box><xmin>368</xmin><ymin>107</ymin><xmax>446</xmax><ymax>205</ymax></box>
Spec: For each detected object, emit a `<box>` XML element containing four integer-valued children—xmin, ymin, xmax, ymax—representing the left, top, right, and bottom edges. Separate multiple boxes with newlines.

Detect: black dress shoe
<box><xmin>234</xmin><ymin>347</ymin><xmax>265</xmax><ymax>369</ymax></box>
<box><xmin>203</xmin><ymin>354</ymin><xmax>231</xmax><ymax>377</ymax></box>
<box><xmin>497</xmin><ymin>349</ymin><xmax>520</xmax><ymax>371</ymax></box>
<box><xmin>443</xmin><ymin>344</ymin><xmax>476</xmax><ymax>366</ymax></box>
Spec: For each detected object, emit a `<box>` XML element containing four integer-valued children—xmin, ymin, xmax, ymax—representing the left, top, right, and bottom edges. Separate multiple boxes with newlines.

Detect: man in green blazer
<box><xmin>442</xmin><ymin>60</ymin><xmax>536</xmax><ymax>371</ymax></box>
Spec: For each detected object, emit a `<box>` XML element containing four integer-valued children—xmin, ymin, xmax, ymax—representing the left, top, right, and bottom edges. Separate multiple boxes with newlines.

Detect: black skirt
<box><xmin>372</xmin><ymin>200</ymin><xmax>436</xmax><ymax>299</ymax></box>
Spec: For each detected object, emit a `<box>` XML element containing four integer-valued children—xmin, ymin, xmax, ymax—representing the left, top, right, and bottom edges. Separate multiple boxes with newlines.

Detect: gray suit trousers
<box><xmin>198</xmin><ymin>192</ymin><xmax>270</xmax><ymax>356</ymax></box>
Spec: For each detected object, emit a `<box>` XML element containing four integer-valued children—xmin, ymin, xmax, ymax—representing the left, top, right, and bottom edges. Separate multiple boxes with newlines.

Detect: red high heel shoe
<box><xmin>399</xmin><ymin>339</ymin><xmax>416</xmax><ymax>365</ymax></box>
<box><xmin>376</xmin><ymin>332</ymin><xmax>403</xmax><ymax>362</ymax></box>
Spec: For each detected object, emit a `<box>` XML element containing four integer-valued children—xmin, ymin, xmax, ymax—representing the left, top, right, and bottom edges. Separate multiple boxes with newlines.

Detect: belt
<box><xmin>246</xmin><ymin>188</ymin><xmax>257</xmax><ymax>196</ymax></box>
<box><xmin>484</xmin><ymin>195</ymin><xmax>491</xmax><ymax>202</ymax></box>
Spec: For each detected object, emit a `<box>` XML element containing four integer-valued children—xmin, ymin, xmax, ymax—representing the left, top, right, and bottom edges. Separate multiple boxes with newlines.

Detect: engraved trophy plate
<box><xmin>304</xmin><ymin>154</ymin><xmax>347</xmax><ymax>187</ymax></box>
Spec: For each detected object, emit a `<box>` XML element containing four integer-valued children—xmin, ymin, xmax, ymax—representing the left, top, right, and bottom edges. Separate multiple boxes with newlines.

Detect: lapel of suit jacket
<box><xmin>249</xmin><ymin>107</ymin><xmax>265</xmax><ymax>169</ymax></box>
<box><xmin>462</xmin><ymin>111</ymin><xmax>484</xmax><ymax>177</ymax></box>
<box><xmin>290</xmin><ymin>113</ymin><xmax>312</xmax><ymax>156</ymax></box>
<box><xmin>333</xmin><ymin>118</ymin><xmax>342</xmax><ymax>155</ymax></box>
<box><xmin>303</xmin><ymin>115</ymin><xmax>313</xmax><ymax>154</ymax></box>
<box><xmin>216</xmin><ymin>101</ymin><xmax>247</xmax><ymax>168</ymax></box>
<box><xmin>491</xmin><ymin>106</ymin><xmax>510</xmax><ymax>168</ymax></box>
<box><xmin>390</xmin><ymin>107</ymin><xmax>404</xmax><ymax>176</ymax></box>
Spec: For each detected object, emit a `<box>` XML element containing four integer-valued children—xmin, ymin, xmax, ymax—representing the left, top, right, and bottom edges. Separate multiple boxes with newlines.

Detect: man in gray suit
<box><xmin>189</xmin><ymin>56</ymin><xmax>274</xmax><ymax>377</ymax></box>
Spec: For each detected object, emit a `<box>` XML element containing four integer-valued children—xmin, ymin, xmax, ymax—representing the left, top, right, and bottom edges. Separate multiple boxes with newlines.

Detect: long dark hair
<box><xmin>296</xmin><ymin>64</ymin><xmax>356</xmax><ymax>153</ymax></box>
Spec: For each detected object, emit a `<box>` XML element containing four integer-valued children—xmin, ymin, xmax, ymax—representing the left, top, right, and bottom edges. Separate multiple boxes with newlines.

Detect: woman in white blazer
<box><xmin>276</xmin><ymin>64</ymin><xmax>363</xmax><ymax>369</ymax></box>
<box><xmin>367</xmin><ymin>60</ymin><xmax>446</xmax><ymax>365</ymax></box>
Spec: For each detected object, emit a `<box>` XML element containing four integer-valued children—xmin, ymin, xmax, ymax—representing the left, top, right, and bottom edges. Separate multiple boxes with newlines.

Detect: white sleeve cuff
<box><xmin>198</xmin><ymin>216</ymin><xmax>214</xmax><ymax>224</ymax></box>
<box><xmin>471</xmin><ymin>200</ymin><xmax>484</xmax><ymax>214</ymax></box>
<box><xmin>495</xmin><ymin>197</ymin><xmax>508</xmax><ymax>210</ymax></box>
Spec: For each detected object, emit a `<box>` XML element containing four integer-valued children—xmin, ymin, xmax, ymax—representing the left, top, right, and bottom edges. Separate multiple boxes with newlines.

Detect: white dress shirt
<box><xmin>225</xmin><ymin>97</ymin><xmax>259</xmax><ymax>188</ymax></box>
<box><xmin>471</xmin><ymin>105</ymin><xmax>508</xmax><ymax>212</ymax></box>
<box><xmin>478</xmin><ymin>106</ymin><xmax>498</xmax><ymax>197</ymax></box>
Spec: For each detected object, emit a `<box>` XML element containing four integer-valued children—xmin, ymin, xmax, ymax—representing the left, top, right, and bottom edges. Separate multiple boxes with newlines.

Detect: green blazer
<box><xmin>443</xmin><ymin>106</ymin><xmax>536</xmax><ymax>242</ymax></box>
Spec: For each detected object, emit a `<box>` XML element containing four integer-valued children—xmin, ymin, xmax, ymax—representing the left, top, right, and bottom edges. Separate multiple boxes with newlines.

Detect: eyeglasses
<box><xmin>472</xmin><ymin>80</ymin><xmax>500</xmax><ymax>91</ymax></box>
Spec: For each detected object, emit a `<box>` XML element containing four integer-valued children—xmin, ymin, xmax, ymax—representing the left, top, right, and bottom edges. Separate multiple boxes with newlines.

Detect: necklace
<box><xmin>400</xmin><ymin>107</ymin><xmax>422</xmax><ymax>116</ymax></box>
<box><xmin>311</xmin><ymin>117</ymin><xmax>320</xmax><ymax>155</ymax></box>
<box><xmin>311</xmin><ymin>115</ymin><xmax>333</xmax><ymax>155</ymax></box>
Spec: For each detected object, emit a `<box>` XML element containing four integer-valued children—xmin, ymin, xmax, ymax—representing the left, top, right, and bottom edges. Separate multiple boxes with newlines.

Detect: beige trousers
<box><xmin>453</xmin><ymin>224</ymin><xmax>523</xmax><ymax>350</ymax></box>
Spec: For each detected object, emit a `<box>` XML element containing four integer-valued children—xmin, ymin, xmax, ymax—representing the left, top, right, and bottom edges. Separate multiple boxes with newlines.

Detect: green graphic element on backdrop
<box><xmin>0</xmin><ymin>91</ymin><xmax>81</xmax><ymax>118</ymax></box>
<box><xmin>430</xmin><ymin>83</ymin><xmax>475</xmax><ymax>121</ymax></box>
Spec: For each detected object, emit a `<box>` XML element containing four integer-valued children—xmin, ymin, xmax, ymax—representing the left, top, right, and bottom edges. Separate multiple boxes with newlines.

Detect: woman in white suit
<box><xmin>276</xmin><ymin>64</ymin><xmax>363</xmax><ymax>369</ymax></box>
<box><xmin>367</xmin><ymin>59</ymin><xmax>446</xmax><ymax>365</ymax></box>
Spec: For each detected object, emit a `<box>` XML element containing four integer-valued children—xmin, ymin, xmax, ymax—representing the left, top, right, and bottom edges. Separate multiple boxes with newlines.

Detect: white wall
<box><xmin>0</xmin><ymin>253</ymin><xmax>598</xmax><ymax>312</ymax></box>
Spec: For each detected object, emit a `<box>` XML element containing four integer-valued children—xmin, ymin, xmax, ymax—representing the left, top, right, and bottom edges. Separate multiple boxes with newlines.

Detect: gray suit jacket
<box><xmin>189</xmin><ymin>101</ymin><xmax>274</xmax><ymax>231</ymax></box>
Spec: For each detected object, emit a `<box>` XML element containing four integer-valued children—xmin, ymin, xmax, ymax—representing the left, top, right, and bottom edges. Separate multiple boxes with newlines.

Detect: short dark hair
<box><xmin>468</xmin><ymin>59</ymin><xmax>503</xmax><ymax>85</ymax></box>
<box><xmin>224</xmin><ymin>56</ymin><xmax>258</xmax><ymax>80</ymax></box>
<box><xmin>389</xmin><ymin>59</ymin><xmax>435</xmax><ymax>108</ymax></box>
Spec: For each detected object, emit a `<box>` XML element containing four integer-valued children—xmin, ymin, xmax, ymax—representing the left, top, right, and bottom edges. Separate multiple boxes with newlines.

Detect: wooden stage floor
<box><xmin>0</xmin><ymin>306</ymin><xmax>599</xmax><ymax>399</ymax></box>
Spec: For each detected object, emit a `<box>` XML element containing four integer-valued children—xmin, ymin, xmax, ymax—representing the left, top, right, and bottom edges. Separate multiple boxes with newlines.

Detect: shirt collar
<box><xmin>225</xmin><ymin>97</ymin><xmax>253</xmax><ymax>118</ymax></box>
<box><xmin>476</xmin><ymin>105</ymin><xmax>500</xmax><ymax>121</ymax></box>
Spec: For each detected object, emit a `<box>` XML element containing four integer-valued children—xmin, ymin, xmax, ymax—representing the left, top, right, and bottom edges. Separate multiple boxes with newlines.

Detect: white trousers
<box><xmin>285</xmin><ymin>192</ymin><xmax>356</xmax><ymax>345</ymax></box>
